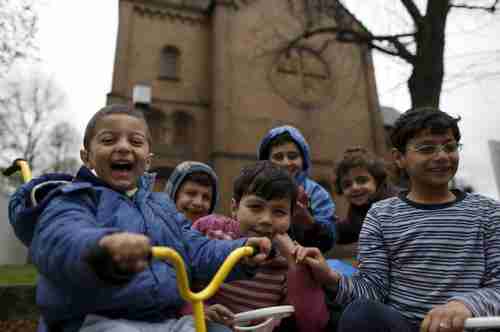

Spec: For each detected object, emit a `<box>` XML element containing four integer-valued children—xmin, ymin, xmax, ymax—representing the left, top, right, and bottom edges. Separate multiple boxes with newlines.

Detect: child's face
<box><xmin>81</xmin><ymin>114</ymin><xmax>152</xmax><ymax>192</ymax></box>
<box><xmin>175</xmin><ymin>180</ymin><xmax>212</xmax><ymax>223</ymax></box>
<box><xmin>340</xmin><ymin>167</ymin><xmax>377</xmax><ymax>206</ymax></box>
<box><xmin>231</xmin><ymin>195</ymin><xmax>291</xmax><ymax>239</ymax></box>
<box><xmin>269</xmin><ymin>142</ymin><xmax>304</xmax><ymax>177</ymax></box>
<box><xmin>393</xmin><ymin>128</ymin><xmax>459</xmax><ymax>192</ymax></box>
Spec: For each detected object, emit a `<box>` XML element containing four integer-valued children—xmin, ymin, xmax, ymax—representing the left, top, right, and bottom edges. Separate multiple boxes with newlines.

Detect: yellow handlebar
<box><xmin>18</xmin><ymin>160</ymin><xmax>32</xmax><ymax>182</ymax></box>
<box><xmin>151</xmin><ymin>246</ymin><xmax>256</xmax><ymax>332</ymax></box>
<box><xmin>2</xmin><ymin>159</ymin><xmax>32</xmax><ymax>183</ymax></box>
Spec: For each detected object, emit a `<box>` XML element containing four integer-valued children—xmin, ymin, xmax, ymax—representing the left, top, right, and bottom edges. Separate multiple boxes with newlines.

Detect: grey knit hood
<box><xmin>164</xmin><ymin>161</ymin><xmax>218</xmax><ymax>214</ymax></box>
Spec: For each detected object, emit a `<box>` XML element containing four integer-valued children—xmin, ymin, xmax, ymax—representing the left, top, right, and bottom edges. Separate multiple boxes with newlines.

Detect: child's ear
<box><xmin>80</xmin><ymin>149</ymin><xmax>91</xmax><ymax>168</ymax></box>
<box><xmin>145</xmin><ymin>153</ymin><xmax>153</xmax><ymax>171</ymax></box>
<box><xmin>230</xmin><ymin>198</ymin><xmax>239</xmax><ymax>219</ymax></box>
<box><xmin>392</xmin><ymin>148</ymin><xmax>405</xmax><ymax>170</ymax></box>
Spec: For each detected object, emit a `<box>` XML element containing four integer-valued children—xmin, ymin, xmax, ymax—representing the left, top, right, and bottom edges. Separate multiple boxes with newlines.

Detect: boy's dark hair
<box><xmin>233</xmin><ymin>161</ymin><xmax>298</xmax><ymax>214</ymax></box>
<box><xmin>179</xmin><ymin>172</ymin><xmax>214</xmax><ymax>191</ymax></box>
<box><xmin>335</xmin><ymin>150</ymin><xmax>388</xmax><ymax>195</ymax></box>
<box><xmin>83</xmin><ymin>104</ymin><xmax>152</xmax><ymax>149</ymax></box>
<box><xmin>390</xmin><ymin>107</ymin><xmax>461</xmax><ymax>153</ymax></box>
<box><xmin>261</xmin><ymin>132</ymin><xmax>303</xmax><ymax>160</ymax></box>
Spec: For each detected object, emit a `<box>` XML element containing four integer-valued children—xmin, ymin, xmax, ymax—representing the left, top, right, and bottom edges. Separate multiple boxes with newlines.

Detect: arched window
<box><xmin>160</xmin><ymin>46</ymin><xmax>180</xmax><ymax>80</ymax></box>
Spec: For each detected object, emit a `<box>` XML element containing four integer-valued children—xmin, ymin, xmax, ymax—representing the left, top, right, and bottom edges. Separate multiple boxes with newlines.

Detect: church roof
<box><xmin>154</xmin><ymin>0</ymin><xmax>212</xmax><ymax>12</ymax></box>
<box><xmin>152</xmin><ymin>0</ymin><xmax>374</xmax><ymax>30</ymax></box>
<box><xmin>335</xmin><ymin>2</ymin><xmax>373</xmax><ymax>36</ymax></box>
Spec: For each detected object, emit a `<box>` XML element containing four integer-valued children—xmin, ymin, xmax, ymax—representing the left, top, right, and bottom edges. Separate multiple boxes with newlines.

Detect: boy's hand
<box><xmin>293</xmin><ymin>202</ymin><xmax>315</xmax><ymax>227</ymax></box>
<box><xmin>297</xmin><ymin>186</ymin><xmax>309</xmax><ymax>207</ymax></box>
<box><xmin>206</xmin><ymin>304</ymin><xmax>235</xmax><ymax>326</ymax></box>
<box><xmin>273</xmin><ymin>233</ymin><xmax>297</xmax><ymax>263</ymax></box>
<box><xmin>420</xmin><ymin>301</ymin><xmax>472</xmax><ymax>332</ymax></box>
<box><xmin>293</xmin><ymin>186</ymin><xmax>314</xmax><ymax>227</ymax></box>
<box><xmin>254</xmin><ymin>233</ymin><xmax>295</xmax><ymax>268</ymax></box>
<box><xmin>243</xmin><ymin>237</ymin><xmax>272</xmax><ymax>266</ymax></box>
<box><xmin>99</xmin><ymin>232</ymin><xmax>151</xmax><ymax>274</ymax></box>
<box><xmin>295</xmin><ymin>246</ymin><xmax>340</xmax><ymax>290</ymax></box>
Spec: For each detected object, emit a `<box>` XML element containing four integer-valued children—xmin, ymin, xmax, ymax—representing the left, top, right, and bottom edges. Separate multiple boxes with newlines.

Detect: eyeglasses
<box><xmin>408</xmin><ymin>142</ymin><xmax>463</xmax><ymax>155</ymax></box>
<box><xmin>344</xmin><ymin>147</ymin><xmax>368</xmax><ymax>155</ymax></box>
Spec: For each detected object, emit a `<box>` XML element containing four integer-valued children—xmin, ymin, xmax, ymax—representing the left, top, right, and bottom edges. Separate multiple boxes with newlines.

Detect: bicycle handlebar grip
<box><xmin>2</xmin><ymin>158</ymin><xmax>25</xmax><ymax>176</ymax></box>
<box><xmin>247</xmin><ymin>241</ymin><xmax>277</xmax><ymax>259</ymax></box>
<box><xmin>2</xmin><ymin>159</ymin><xmax>32</xmax><ymax>183</ymax></box>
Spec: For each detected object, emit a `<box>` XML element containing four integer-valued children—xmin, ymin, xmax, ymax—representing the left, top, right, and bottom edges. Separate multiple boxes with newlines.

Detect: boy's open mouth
<box><xmin>110</xmin><ymin>162</ymin><xmax>134</xmax><ymax>175</ymax></box>
<box><xmin>429</xmin><ymin>167</ymin><xmax>450</xmax><ymax>172</ymax></box>
<box><xmin>250</xmin><ymin>229</ymin><xmax>273</xmax><ymax>239</ymax></box>
<box><xmin>427</xmin><ymin>166</ymin><xmax>453</xmax><ymax>175</ymax></box>
<box><xmin>185</xmin><ymin>208</ymin><xmax>205</xmax><ymax>219</ymax></box>
<box><xmin>350</xmin><ymin>192</ymin><xmax>370</xmax><ymax>201</ymax></box>
<box><xmin>187</xmin><ymin>208</ymin><xmax>204</xmax><ymax>215</ymax></box>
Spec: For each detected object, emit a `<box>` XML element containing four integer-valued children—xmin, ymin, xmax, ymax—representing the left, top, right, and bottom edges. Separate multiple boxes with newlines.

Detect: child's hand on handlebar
<box><xmin>242</xmin><ymin>237</ymin><xmax>272</xmax><ymax>267</ymax></box>
<box><xmin>295</xmin><ymin>246</ymin><xmax>341</xmax><ymax>288</ymax></box>
<box><xmin>420</xmin><ymin>300</ymin><xmax>472</xmax><ymax>332</ymax></box>
<box><xmin>272</xmin><ymin>233</ymin><xmax>297</xmax><ymax>263</ymax></box>
<box><xmin>99</xmin><ymin>232</ymin><xmax>151</xmax><ymax>274</ymax></box>
<box><xmin>206</xmin><ymin>304</ymin><xmax>235</xmax><ymax>326</ymax></box>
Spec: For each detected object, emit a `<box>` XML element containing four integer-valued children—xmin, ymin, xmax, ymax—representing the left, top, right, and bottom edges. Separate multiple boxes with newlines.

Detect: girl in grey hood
<box><xmin>164</xmin><ymin>161</ymin><xmax>218</xmax><ymax>223</ymax></box>
<box><xmin>258</xmin><ymin>125</ymin><xmax>336</xmax><ymax>252</ymax></box>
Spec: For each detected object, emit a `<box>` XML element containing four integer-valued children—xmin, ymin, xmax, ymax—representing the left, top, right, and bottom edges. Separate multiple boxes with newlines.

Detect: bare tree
<box><xmin>43</xmin><ymin>121</ymin><xmax>81</xmax><ymax>174</ymax></box>
<box><xmin>0</xmin><ymin>0</ymin><xmax>38</xmax><ymax>77</ymax></box>
<box><xmin>0</xmin><ymin>72</ymin><xmax>66</xmax><ymax>172</ymax></box>
<box><xmin>287</xmin><ymin>0</ymin><xmax>499</xmax><ymax>108</ymax></box>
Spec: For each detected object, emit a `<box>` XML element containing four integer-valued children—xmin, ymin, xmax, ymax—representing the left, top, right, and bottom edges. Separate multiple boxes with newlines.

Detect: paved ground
<box><xmin>0</xmin><ymin>320</ymin><xmax>37</xmax><ymax>332</ymax></box>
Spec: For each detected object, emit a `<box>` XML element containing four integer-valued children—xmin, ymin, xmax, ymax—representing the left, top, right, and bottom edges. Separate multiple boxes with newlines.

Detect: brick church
<box><xmin>107</xmin><ymin>0</ymin><xmax>387</xmax><ymax>213</ymax></box>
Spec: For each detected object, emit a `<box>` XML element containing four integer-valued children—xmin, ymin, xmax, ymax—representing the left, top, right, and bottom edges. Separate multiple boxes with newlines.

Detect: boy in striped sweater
<box><xmin>296</xmin><ymin>107</ymin><xmax>500</xmax><ymax>332</ymax></box>
<box><xmin>190</xmin><ymin>161</ymin><xmax>329</xmax><ymax>332</ymax></box>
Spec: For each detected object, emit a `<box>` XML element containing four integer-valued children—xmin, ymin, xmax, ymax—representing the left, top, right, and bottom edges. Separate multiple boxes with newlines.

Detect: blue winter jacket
<box><xmin>24</xmin><ymin>166</ymin><xmax>250</xmax><ymax>331</ymax></box>
<box><xmin>258</xmin><ymin>125</ymin><xmax>336</xmax><ymax>252</ymax></box>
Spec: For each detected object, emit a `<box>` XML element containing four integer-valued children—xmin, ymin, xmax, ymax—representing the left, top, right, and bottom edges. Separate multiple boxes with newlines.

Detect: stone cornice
<box><xmin>131</xmin><ymin>2</ymin><xmax>210</xmax><ymax>25</ymax></box>
<box><xmin>213</xmin><ymin>0</ymin><xmax>258</xmax><ymax>10</ymax></box>
<box><xmin>107</xmin><ymin>92</ymin><xmax>211</xmax><ymax>107</ymax></box>
<box><xmin>124</xmin><ymin>0</ymin><xmax>211</xmax><ymax>12</ymax></box>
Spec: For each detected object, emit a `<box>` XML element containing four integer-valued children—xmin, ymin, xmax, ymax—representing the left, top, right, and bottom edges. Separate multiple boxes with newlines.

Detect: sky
<box><xmin>33</xmin><ymin>0</ymin><xmax>500</xmax><ymax>199</ymax></box>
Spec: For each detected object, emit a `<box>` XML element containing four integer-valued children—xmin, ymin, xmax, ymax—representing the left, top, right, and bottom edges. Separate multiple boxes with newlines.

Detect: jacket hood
<box><xmin>257</xmin><ymin>125</ymin><xmax>311</xmax><ymax>183</ymax></box>
<box><xmin>9</xmin><ymin>173</ymin><xmax>74</xmax><ymax>246</ymax></box>
<box><xmin>164</xmin><ymin>161</ymin><xmax>219</xmax><ymax>214</ymax></box>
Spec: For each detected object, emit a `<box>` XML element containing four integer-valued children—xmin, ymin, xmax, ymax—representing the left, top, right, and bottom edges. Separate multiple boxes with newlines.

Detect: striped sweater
<box><xmin>210</xmin><ymin>264</ymin><xmax>288</xmax><ymax>313</ymax></box>
<box><xmin>334</xmin><ymin>190</ymin><xmax>500</xmax><ymax>325</ymax></box>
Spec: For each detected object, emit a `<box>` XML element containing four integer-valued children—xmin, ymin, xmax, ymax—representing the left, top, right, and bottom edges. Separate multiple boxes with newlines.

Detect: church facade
<box><xmin>108</xmin><ymin>0</ymin><xmax>387</xmax><ymax>212</ymax></box>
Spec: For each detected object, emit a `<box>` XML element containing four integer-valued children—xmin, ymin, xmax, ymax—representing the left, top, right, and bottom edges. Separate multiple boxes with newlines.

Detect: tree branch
<box><xmin>400</xmin><ymin>0</ymin><xmax>424</xmax><ymax>23</ymax></box>
<box><xmin>290</xmin><ymin>27</ymin><xmax>416</xmax><ymax>64</ymax></box>
<box><xmin>450</xmin><ymin>0</ymin><xmax>498</xmax><ymax>12</ymax></box>
<box><xmin>0</xmin><ymin>0</ymin><xmax>39</xmax><ymax>77</ymax></box>
<box><xmin>0</xmin><ymin>73</ymin><xmax>68</xmax><ymax>173</ymax></box>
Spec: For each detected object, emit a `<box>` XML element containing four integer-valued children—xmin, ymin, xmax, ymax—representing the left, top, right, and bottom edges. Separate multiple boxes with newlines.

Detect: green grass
<box><xmin>0</xmin><ymin>265</ymin><xmax>38</xmax><ymax>285</ymax></box>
